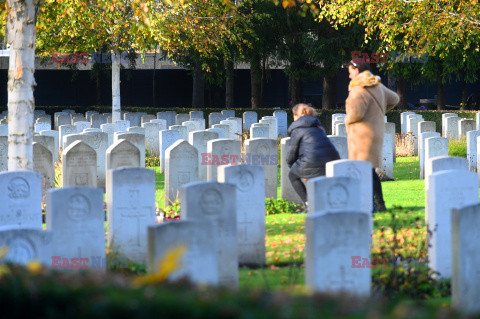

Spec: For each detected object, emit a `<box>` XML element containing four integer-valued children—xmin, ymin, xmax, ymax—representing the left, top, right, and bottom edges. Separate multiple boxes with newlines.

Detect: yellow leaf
<box><xmin>27</xmin><ymin>260</ymin><xmax>42</xmax><ymax>274</ymax></box>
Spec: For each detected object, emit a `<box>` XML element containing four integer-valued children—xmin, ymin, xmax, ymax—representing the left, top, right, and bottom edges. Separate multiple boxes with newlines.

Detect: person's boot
<box><xmin>373</xmin><ymin>195</ymin><xmax>387</xmax><ymax>213</ymax></box>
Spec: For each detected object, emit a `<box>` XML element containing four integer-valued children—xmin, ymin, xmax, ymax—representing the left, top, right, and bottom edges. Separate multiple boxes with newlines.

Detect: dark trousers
<box><xmin>288</xmin><ymin>169</ymin><xmax>308</xmax><ymax>204</ymax></box>
<box><xmin>372</xmin><ymin>168</ymin><xmax>386</xmax><ymax>209</ymax></box>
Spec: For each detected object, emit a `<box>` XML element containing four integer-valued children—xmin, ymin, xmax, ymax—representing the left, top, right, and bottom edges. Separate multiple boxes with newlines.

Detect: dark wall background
<box><xmin>0</xmin><ymin>68</ymin><xmax>477</xmax><ymax>109</ymax></box>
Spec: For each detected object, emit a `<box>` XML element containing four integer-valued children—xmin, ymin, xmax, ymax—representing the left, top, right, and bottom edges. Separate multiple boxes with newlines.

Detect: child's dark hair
<box><xmin>348</xmin><ymin>58</ymin><xmax>370</xmax><ymax>73</ymax></box>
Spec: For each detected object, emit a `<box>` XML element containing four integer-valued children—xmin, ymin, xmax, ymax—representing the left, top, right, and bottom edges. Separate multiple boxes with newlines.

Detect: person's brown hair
<box><xmin>292</xmin><ymin>103</ymin><xmax>316</xmax><ymax>118</ymax></box>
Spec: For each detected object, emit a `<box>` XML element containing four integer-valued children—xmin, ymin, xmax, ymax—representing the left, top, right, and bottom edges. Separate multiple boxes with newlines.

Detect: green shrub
<box><xmin>145</xmin><ymin>148</ymin><xmax>160</xmax><ymax>168</ymax></box>
<box><xmin>265</xmin><ymin>198</ymin><xmax>302</xmax><ymax>215</ymax></box>
<box><xmin>448</xmin><ymin>136</ymin><xmax>467</xmax><ymax>158</ymax></box>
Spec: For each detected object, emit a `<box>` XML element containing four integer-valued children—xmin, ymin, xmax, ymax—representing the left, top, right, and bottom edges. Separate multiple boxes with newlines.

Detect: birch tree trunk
<box><xmin>112</xmin><ymin>52</ymin><xmax>121</xmax><ymax>123</ymax></box>
<box><xmin>6</xmin><ymin>0</ymin><xmax>40</xmax><ymax>171</ymax></box>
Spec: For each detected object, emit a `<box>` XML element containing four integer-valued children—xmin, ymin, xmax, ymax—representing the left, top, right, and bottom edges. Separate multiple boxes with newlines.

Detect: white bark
<box><xmin>6</xmin><ymin>0</ymin><xmax>40</xmax><ymax>171</ymax></box>
<box><xmin>112</xmin><ymin>52</ymin><xmax>121</xmax><ymax>123</ymax></box>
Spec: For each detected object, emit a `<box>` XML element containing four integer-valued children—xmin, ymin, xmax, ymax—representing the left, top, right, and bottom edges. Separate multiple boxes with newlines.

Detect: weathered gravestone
<box><xmin>206</xmin><ymin>139</ymin><xmax>241</xmax><ymax>182</ymax></box>
<box><xmin>385</xmin><ymin>122</ymin><xmax>396</xmax><ymax>163</ymax></box>
<box><xmin>208</xmin><ymin>112</ymin><xmax>223</xmax><ymax>127</ymax></box>
<box><xmin>0</xmin><ymin>171</ymin><xmax>42</xmax><ymax>228</ymax></box>
<box><xmin>426</xmin><ymin>170</ymin><xmax>478</xmax><ymax>278</ymax></box>
<box><xmin>244</xmin><ymin>138</ymin><xmax>277</xmax><ymax>198</ymax></box>
<box><xmin>250</xmin><ymin>124</ymin><xmax>270</xmax><ymax>139</ymax></box>
<box><xmin>141</xmin><ymin>114</ymin><xmax>156</xmax><ymax>125</ymax></box>
<box><xmin>142</xmin><ymin>122</ymin><xmax>161</xmax><ymax>156</ymax></box>
<box><xmin>242</xmin><ymin>111</ymin><xmax>257</xmax><ymax>131</ymax></box>
<box><xmin>327</xmin><ymin>136</ymin><xmax>348</xmax><ymax>159</ymax></box>
<box><xmin>33</xmin><ymin>135</ymin><xmax>55</xmax><ymax>168</ymax></box>
<box><xmin>445</xmin><ymin>116</ymin><xmax>461</xmax><ymax>140</ymax></box>
<box><xmin>114</xmin><ymin>120</ymin><xmax>130</xmax><ymax>133</ymax></box>
<box><xmin>377</xmin><ymin>133</ymin><xmax>394</xmax><ymax>181</ymax></box>
<box><xmin>467</xmin><ymin>130</ymin><xmax>480</xmax><ymax>172</ymax></box>
<box><xmin>46</xmin><ymin>187</ymin><xmax>105</xmax><ymax>269</ymax></box>
<box><xmin>280</xmin><ymin>138</ymin><xmax>302</xmax><ymax>204</ymax></box>
<box><xmin>62</xmin><ymin>141</ymin><xmax>97</xmax><ymax>187</ymax></box>
<box><xmin>59</xmin><ymin>124</ymin><xmax>76</xmax><ymax>150</ymax></box>
<box><xmin>106</xmin><ymin>140</ymin><xmax>141</xmax><ymax>171</ymax></box>
<box><xmin>442</xmin><ymin>113</ymin><xmax>458</xmax><ymax>137</ymax></box>
<box><xmin>451</xmin><ymin>203</ymin><xmax>480</xmax><ymax>314</ymax></box>
<box><xmin>212</xmin><ymin>124</ymin><xmax>232</xmax><ymax>140</ymax></box>
<box><xmin>169</xmin><ymin>125</ymin><xmax>188</xmax><ymax>141</ymax></box>
<box><xmin>33</xmin><ymin>143</ymin><xmax>54</xmax><ymax>197</ymax></box>
<box><xmin>114</xmin><ymin>133</ymin><xmax>145</xmax><ymax>168</ymax></box>
<box><xmin>259</xmin><ymin>117</ymin><xmax>278</xmax><ymax>139</ymax></box>
<box><xmin>207</xmin><ymin>128</ymin><xmax>226</xmax><ymax>139</ymax></box>
<box><xmin>189</xmin><ymin>111</ymin><xmax>204</xmax><ymax>119</ymax></box>
<box><xmin>425</xmin><ymin>156</ymin><xmax>468</xmax><ymax>183</ymax></box>
<box><xmin>39</xmin><ymin>130</ymin><xmax>59</xmax><ymax>162</ymax></box>
<box><xmin>0</xmin><ymin>228</ymin><xmax>52</xmax><ymax>266</ymax></box>
<box><xmin>425</xmin><ymin>137</ymin><xmax>449</xmax><ymax>177</ymax></box>
<box><xmin>419</xmin><ymin>132</ymin><xmax>441</xmax><ymax>179</ymax></box>
<box><xmin>218</xmin><ymin>165</ymin><xmax>266</xmax><ymax>265</ymax></box>
<box><xmin>148</xmin><ymin>221</ymin><xmax>218</xmax><ymax>285</ymax></box>
<box><xmin>100</xmin><ymin>123</ymin><xmax>115</xmax><ymax>146</ymax></box>
<box><xmin>326</xmin><ymin>160</ymin><xmax>373</xmax><ymax>216</ymax></box>
<box><xmin>273</xmin><ymin>110</ymin><xmax>288</xmax><ymax>137</ymax></box>
<box><xmin>181</xmin><ymin>182</ymin><xmax>238</xmax><ymax>288</ymax></box>
<box><xmin>400</xmin><ymin>112</ymin><xmax>415</xmax><ymax>134</ymax></box>
<box><xmin>306</xmin><ymin>176</ymin><xmax>361</xmax><ymax>214</ymax></box>
<box><xmin>175</xmin><ymin>113</ymin><xmax>189</xmax><ymax>125</ymax></box>
<box><xmin>406</xmin><ymin>114</ymin><xmax>423</xmax><ymax>155</ymax></box>
<box><xmin>159</xmin><ymin>130</ymin><xmax>179</xmax><ymax>174</ymax></box>
<box><xmin>221</xmin><ymin>110</ymin><xmax>235</xmax><ymax>120</ymax></box>
<box><xmin>305</xmin><ymin>212</ymin><xmax>371</xmax><ymax>296</ymax></box>
<box><xmin>164</xmin><ymin>140</ymin><xmax>199</xmax><ymax>207</ymax></box>
<box><xmin>107</xmin><ymin>168</ymin><xmax>156</xmax><ymax>265</ymax></box>
<box><xmin>189</xmin><ymin>130</ymin><xmax>219</xmax><ymax>181</ymax></box>
<box><xmin>182</xmin><ymin>121</ymin><xmax>198</xmax><ymax>135</ymax></box>
<box><xmin>90</xmin><ymin>113</ymin><xmax>107</xmax><ymax>129</ymax></box>
<box><xmin>74</xmin><ymin>121</ymin><xmax>91</xmax><ymax>133</ymax></box>
<box><xmin>459</xmin><ymin>119</ymin><xmax>476</xmax><ymax>138</ymax></box>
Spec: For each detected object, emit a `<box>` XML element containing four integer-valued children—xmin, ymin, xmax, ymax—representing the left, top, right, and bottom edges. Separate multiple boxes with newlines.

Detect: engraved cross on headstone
<box><xmin>118</xmin><ymin>190</ymin><xmax>152</xmax><ymax>246</ymax></box>
<box><xmin>329</xmin><ymin>265</ymin><xmax>355</xmax><ymax>290</ymax></box>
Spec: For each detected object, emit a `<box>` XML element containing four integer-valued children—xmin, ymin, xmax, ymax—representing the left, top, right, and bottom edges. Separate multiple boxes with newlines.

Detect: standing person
<box><xmin>287</xmin><ymin>104</ymin><xmax>340</xmax><ymax>208</ymax></box>
<box><xmin>345</xmin><ymin>59</ymin><xmax>399</xmax><ymax>213</ymax></box>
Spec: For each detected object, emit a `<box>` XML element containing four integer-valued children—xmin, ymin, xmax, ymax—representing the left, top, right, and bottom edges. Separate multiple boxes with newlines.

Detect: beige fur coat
<box><xmin>345</xmin><ymin>71</ymin><xmax>399</xmax><ymax>168</ymax></box>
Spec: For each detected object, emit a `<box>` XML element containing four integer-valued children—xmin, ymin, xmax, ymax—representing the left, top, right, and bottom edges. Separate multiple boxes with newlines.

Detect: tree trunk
<box><xmin>290</xmin><ymin>75</ymin><xmax>303</xmax><ymax>106</ymax></box>
<box><xmin>6</xmin><ymin>0</ymin><xmax>40</xmax><ymax>171</ymax></box>
<box><xmin>322</xmin><ymin>74</ymin><xmax>336</xmax><ymax>109</ymax></box>
<box><xmin>437</xmin><ymin>70</ymin><xmax>445</xmax><ymax>110</ymax></box>
<box><xmin>461</xmin><ymin>72</ymin><xmax>467</xmax><ymax>110</ymax></box>
<box><xmin>261</xmin><ymin>57</ymin><xmax>267</xmax><ymax>107</ymax></box>
<box><xmin>192</xmin><ymin>61</ymin><xmax>205</xmax><ymax>108</ymax></box>
<box><xmin>225</xmin><ymin>59</ymin><xmax>234</xmax><ymax>108</ymax></box>
<box><xmin>112</xmin><ymin>52</ymin><xmax>121</xmax><ymax>122</ymax></box>
<box><xmin>396</xmin><ymin>76</ymin><xmax>407</xmax><ymax>109</ymax></box>
<box><xmin>250</xmin><ymin>53</ymin><xmax>261</xmax><ymax>109</ymax></box>
<box><xmin>153</xmin><ymin>49</ymin><xmax>156</xmax><ymax>108</ymax></box>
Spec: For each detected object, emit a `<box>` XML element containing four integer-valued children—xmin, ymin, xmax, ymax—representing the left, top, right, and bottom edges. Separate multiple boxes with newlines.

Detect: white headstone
<box><xmin>426</xmin><ymin>170</ymin><xmax>478</xmax><ymax>278</ymax></box>
<box><xmin>419</xmin><ymin>132</ymin><xmax>441</xmax><ymax>179</ymax></box>
<box><xmin>406</xmin><ymin>114</ymin><xmax>423</xmax><ymax>155</ymax></box>
<box><xmin>280</xmin><ymin>137</ymin><xmax>302</xmax><ymax>204</ymax></box>
<box><xmin>106</xmin><ymin>140</ymin><xmax>141</xmax><ymax>171</ymax></box>
<box><xmin>400</xmin><ymin>112</ymin><xmax>415</xmax><ymax>134</ymax></box>
<box><xmin>33</xmin><ymin>142</ymin><xmax>55</xmax><ymax>197</ymax></box>
<box><xmin>425</xmin><ymin>137</ymin><xmax>449</xmax><ymax>176</ymax></box>
<box><xmin>306</xmin><ymin>176</ymin><xmax>361</xmax><ymax>214</ymax></box>
<box><xmin>451</xmin><ymin>203</ymin><xmax>480</xmax><ymax>314</ymax></box>
<box><xmin>189</xmin><ymin>130</ymin><xmax>219</xmax><ymax>181</ymax></box>
<box><xmin>0</xmin><ymin>227</ymin><xmax>52</xmax><ymax>266</ymax></box>
<box><xmin>327</xmin><ymin>136</ymin><xmax>348</xmax><ymax>159</ymax></box>
<box><xmin>218</xmin><ymin>165</ymin><xmax>265</xmax><ymax>265</ymax></box>
<box><xmin>164</xmin><ymin>140</ymin><xmax>199</xmax><ymax>207</ymax></box>
<box><xmin>442</xmin><ymin>113</ymin><xmax>457</xmax><ymax>137</ymax></box>
<box><xmin>209</xmin><ymin>112</ymin><xmax>223</xmax><ymax>127</ymax></box>
<box><xmin>189</xmin><ymin>111</ymin><xmax>204</xmax><ymax>119</ymax></box>
<box><xmin>221</xmin><ymin>110</ymin><xmax>235</xmax><ymax>119</ymax></box>
<box><xmin>101</xmin><ymin>123</ymin><xmax>115</xmax><ymax>146</ymax></box>
<box><xmin>147</xmin><ymin>221</ymin><xmax>218</xmax><ymax>285</ymax></box>
<box><xmin>181</xmin><ymin>181</ymin><xmax>238</xmax><ymax>288</ymax></box>
<box><xmin>425</xmin><ymin>156</ymin><xmax>468</xmax><ymax>182</ymax></box>
<box><xmin>175</xmin><ymin>113</ymin><xmax>189</xmax><ymax>125</ymax></box>
<box><xmin>114</xmin><ymin>133</ymin><xmax>145</xmax><ymax>168</ymax></box>
<box><xmin>107</xmin><ymin>167</ymin><xmax>156</xmax><ymax>265</ymax></box>
<box><xmin>459</xmin><ymin>119</ymin><xmax>476</xmax><ymax>138</ymax></box>
<box><xmin>39</xmin><ymin>130</ymin><xmax>59</xmax><ymax>162</ymax></box>
<box><xmin>467</xmin><ymin>130</ymin><xmax>480</xmax><ymax>172</ymax></box>
<box><xmin>0</xmin><ymin>171</ymin><xmax>42</xmax><ymax>228</ymax></box>
<box><xmin>273</xmin><ymin>110</ymin><xmax>288</xmax><ymax>137</ymax></box>
<box><xmin>74</xmin><ymin>121</ymin><xmax>91</xmax><ymax>133</ymax></box>
<box><xmin>244</xmin><ymin>138</ymin><xmax>277</xmax><ymax>198</ymax></box>
<box><xmin>212</xmin><ymin>124</ymin><xmax>232</xmax><ymax>140</ymax></box>
<box><xmin>159</xmin><ymin>130</ymin><xmax>179</xmax><ymax>174</ymax></box>
<box><xmin>250</xmin><ymin>124</ymin><xmax>270</xmax><ymax>139</ymax></box>
<box><xmin>46</xmin><ymin>187</ymin><xmax>105</xmax><ymax>269</ymax></box>
<box><xmin>142</xmin><ymin>122</ymin><xmax>161</xmax><ymax>156</ymax></box>
<box><xmin>62</xmin><ymin>141</ymin><xmax>97</xmax><ymax>187</ymax></box>
<box><xmin>206</xmin><ymin>128</ymin><xmax>226</xmax><ymax>139</ymax></box>
<box><xmin>169</xmin><ymin>125</ymin><xmax>188</xmax><ymax>141</ymax></box>
<box><xmin>242</xmin><ymin>111</ymin><xmax>257</xmax><ymax>131</ymax></box>
<box><xmin>259</xmin><ymin>117</ymin><xmax>278</xmax><ymax>139</ymax></box>
<box><xmin>206</xmin><ymin>139</ymin><xmax>241</xmax><ymax>182</ymax></box>
<box><xmin>445</xmin><ymin>116</ymin><xmax>461</xmax><ymax>140</ymax></box>
<box><xmin>305</xmin><ymin>212</ymin><xmax>371</xmax><ymax>296</ymax></box>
